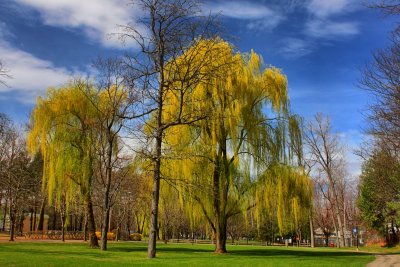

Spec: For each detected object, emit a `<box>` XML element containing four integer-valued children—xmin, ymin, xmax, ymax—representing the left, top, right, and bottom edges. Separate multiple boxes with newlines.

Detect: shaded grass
<box><xmin>0</xmin><ymin>241</ymin><xmax>376</xmax><ymax>266</ymax></box>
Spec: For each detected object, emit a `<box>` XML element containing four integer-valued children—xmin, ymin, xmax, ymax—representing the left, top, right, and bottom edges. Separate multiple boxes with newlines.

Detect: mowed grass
<box><xmin>0</xmin><ymin>241</ymin><xmax>376</xmax><ymax>267</ymax></box>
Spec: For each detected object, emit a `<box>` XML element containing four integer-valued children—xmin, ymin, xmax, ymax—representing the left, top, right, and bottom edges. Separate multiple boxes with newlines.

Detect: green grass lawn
<box><xmin>0</xmin><ymin>241</ymin><xmax>376</xmax><ymax>267</ymax></box>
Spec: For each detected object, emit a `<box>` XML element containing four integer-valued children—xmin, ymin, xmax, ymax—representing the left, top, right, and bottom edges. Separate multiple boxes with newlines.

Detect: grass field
<box><xmin>0</xmin><ymin>241</ymin><xmax>378</xmax><ymax>267</ymax></box>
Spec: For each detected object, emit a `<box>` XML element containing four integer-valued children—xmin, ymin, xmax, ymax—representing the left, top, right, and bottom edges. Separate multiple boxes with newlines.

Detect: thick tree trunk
<box><xmin>101</xmin><ymin>207</ymin><xmax>110</xmax><ymax>250</ymax></box>
<box><xmin>148</xmin><ymin>125</ymin><xmax>163</xmax><ymax>258</ymax></box>
<box><xmin>215</xmin><ymin>219</ymin><xmax>227</xmax><ymax>253</ymax></box>
<box><xmin>213</xmin><ymin>159</ymin><xmax>227</xmax><ymax>253</ymax></box>
<box><xmin>335</xmin><ymin>206</ymin><xmax>345</xmax><ymax>247</ymax></box>
<box><xmin>86</xmin><ymin>195</ymin><xmax>99</xmax><ymax>248</ymax></box>
<box><xmin>309</xmin><ymin>214</ymin><xmax>315</xmax><ymax>248</ymax></box>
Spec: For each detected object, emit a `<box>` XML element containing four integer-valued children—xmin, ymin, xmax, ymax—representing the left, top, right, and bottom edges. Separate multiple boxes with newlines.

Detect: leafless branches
<box><xmin>0</xmin><ymin>60</ymin><xmax>11</xmax><ymax>87</ymax></box>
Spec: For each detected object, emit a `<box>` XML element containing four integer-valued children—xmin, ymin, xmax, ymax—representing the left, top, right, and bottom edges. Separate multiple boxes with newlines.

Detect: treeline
<box><xmin>0</xmin><ymin>0</ymin><xmax>314</xmax><ymax>258</ymax></box>
<box><xmin>357</xmin><ymin>2</ymin><xmax>400</xmax><ymax>246</ymax></box>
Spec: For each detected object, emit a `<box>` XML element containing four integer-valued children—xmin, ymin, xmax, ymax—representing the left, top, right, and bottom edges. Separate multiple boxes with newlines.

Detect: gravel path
<box><xmin>367</xmin><ymin>254</ymin><xmax>400</xmax><ymax>267</ymax></box>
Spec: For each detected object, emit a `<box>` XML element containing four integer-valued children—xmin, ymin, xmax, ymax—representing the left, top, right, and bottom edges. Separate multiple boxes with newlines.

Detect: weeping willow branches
<box><xmin>158</xmin><ymin>39</ymin><xmax>312</xmax><ymax>252</ymax></box>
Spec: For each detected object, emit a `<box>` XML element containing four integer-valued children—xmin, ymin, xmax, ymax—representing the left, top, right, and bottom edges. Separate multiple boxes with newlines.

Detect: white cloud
<box><xmin>204</xmin><ymin>1</ymin><xmax>284</xmax><ymax>31</ymax></box>
<box><xmin>307</xmin><ymin>0</ymin><xmax>357</xmax><ymax>18</ymax></box>
<box><xmin>279</xmin><ymin>37</ymin><xmax>313</xmax><ymax>59</ymax></box>
<box><xmin>14</xmin><ymin>0</ymin><xmax>141</xmax><ymax>48</ymax></box>
<box><xmin>0</xmin><ymin>41</ymin><xmax>74</xmax><ymax>103</ymax></box>
<box><xmin>304</xmin><ymin>0</ymin><xmax>360</xmax><ymax>39</ymax></box>
<box><xmin>305</xmin><ymin>19</ymin><xmax>359</xmax><ymax>39</ymax></box>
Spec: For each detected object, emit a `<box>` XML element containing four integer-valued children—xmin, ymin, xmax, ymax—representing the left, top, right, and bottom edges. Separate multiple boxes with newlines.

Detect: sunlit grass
<box><xmin>0</xmin><ymin>241</ymin><xmax>377</xmax><ymax>266</ymax></box>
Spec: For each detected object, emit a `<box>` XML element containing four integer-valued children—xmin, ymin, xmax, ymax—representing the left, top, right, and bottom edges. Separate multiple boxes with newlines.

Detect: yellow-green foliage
<box><xmin>158</xmin><ymin>39</ymin><xmax>311</xmax><ymax>235</ymax></box>
<box><xmin>27</xmin><ymin>80</ymin><xmax>99</xmax><ymax>211</ymax></box>
<box><xmin>256</xmin><ymin>165</ymin><xmax>312</xmax><ymax>235</ymax></box>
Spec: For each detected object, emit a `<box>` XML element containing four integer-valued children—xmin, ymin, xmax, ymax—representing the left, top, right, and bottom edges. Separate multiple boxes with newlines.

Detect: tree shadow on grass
<box><xmin>0</xmin><ymin>246</ymin><xmax>107</xmax><ymax>258</ymax></box>
<box><xmin>228</xmin><ymin>248</ymin><xmax>370</xmax><ymax>258</ymax></box>
<box><xmin>109</xmin><ymin>245</ymin><xmax>212</xmax><ymax>254</ymax></box>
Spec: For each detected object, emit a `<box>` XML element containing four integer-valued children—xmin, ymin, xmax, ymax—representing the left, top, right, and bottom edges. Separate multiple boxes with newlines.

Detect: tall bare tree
<box><xmin>118</xmin><ymin>0</ymin><xmax>219</xmax><ymax>258</ymax></box>
<box><xmin>304</xmin><ymin>114</ymin><xmax>346</xmax><ymax>247</ymax></box>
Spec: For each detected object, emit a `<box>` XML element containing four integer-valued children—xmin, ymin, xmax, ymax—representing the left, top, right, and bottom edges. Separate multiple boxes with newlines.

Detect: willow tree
<box><xmin>162</xmin><ymin>39</ymin><xmax>311</xmax><ymax>253</ymax></box>
<box><xmin>27</xmin><ymin>81</ymin><xmax>100</xmax><ymax>248</ymax></box>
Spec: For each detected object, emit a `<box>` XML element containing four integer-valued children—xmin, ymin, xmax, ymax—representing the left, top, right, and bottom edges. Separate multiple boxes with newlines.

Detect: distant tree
<box><xmin>0</xmin><ymin>116</ymin><xmax>31</xmax><ymax>241</ymax></box>
<box><xmin>27</xmin><ymin>81</ymin><xmax>100</xmax><ymax>248</ymax></box>
<box><xmin>304</xmin><ymin>114</ymin><xmax>347</xmax><ymax>247</ymax></box>
<box><xmin>358</xmin><ymin>147</ymin><xmax>400</xmax><ymax>245</ymax></box>
<box><xmin>361</xmin><ymin>1</ymin><xmax>400</xmax><ymax>153</ymax></box>
<box><xmin>91</xmin><ymin>57</ymin><xmax>132</xmax><ymax>251</ymax></box>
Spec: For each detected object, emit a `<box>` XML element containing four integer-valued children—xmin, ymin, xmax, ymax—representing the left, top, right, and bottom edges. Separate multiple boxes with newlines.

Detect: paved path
<box><xmin>367</xmin><ymin>254</ymin><xmax>400</xmax><ymax>267</ymax></box>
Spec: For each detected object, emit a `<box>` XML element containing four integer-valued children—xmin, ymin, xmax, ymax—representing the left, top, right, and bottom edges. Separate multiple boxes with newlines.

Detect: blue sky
<box><xmin>0</xmin><ymin>0</ymin><xmax>396</xmax><ymax>174</ymax></box>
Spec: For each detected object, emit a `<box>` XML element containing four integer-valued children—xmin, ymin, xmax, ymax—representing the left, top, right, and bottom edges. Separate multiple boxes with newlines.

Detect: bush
<box><xmin>107</xmin><ymin>232</ymin><xmax>115</xmax><ymax>240</ymax></box>
<box><xmin>130</xmin><ymin>233</ymin><xmax>142</xmax><ymax>241</ymax></box>
<box><xmin>95</xmin><ymin>231</ymin><xmax>116</xmax><ymax>240</ymax></box>
<box><xmin>95</xmin><ymin>232</ymin><xmax>101</xmax><ymax>239</ymax></box>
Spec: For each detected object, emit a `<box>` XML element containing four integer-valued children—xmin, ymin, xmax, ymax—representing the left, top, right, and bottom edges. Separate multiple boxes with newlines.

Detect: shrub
<box><xmin>130</xmin><ymin>233</ymin><xmax>142</xmax><ymax>241</ymax></box>
<box><xmin>95</xmin><ymin>232</ymin><xmax>101</xmax><ymax>239</ymax></box>
<box><xmin>95</xmin><ymin>231</ymin><xmax>116</xmax><ymax>240</ymax></box>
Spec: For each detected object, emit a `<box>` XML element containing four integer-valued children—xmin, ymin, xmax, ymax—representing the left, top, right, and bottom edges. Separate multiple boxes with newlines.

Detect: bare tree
<box><xmin>361</xmin><ymin>1</ymin><xmax>400</xmax><ymax>154</ymax></box>
<box><xmin>368</xmin><ymin>0</ymin><xmax>400</xmax><ymax>16</ymax></box>
<box><xmin>304</xmin><ymin>114</ymin><xmax>347</xmax><ymax>247</ymax></box>
<box><xmin>118</xmin><ymin>0</ymin><xmax>220</xmax><ymax>258</ymax></box>
<box><xmin>89</xmin><ymin>57</ymin><xmax>134</xmax><ymax>251</ymax></box>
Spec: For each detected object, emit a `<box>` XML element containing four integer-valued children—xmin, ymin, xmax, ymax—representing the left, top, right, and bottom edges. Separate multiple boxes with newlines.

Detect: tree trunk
<box><xmin>83</xmin><ymin>213</ymin><xmax>88</xmax><ymax>242</ymax></box>
<box><xmin>33</xmin><ymin>206</ymin><xmax>37</xmax><ymax>232</ymax></box>
<box><xmin>391</xmin><ymin>219</ymin><xmax>396</xmax><ymax>245</ymax></box>
<box><xmin>328</xmin><ymin>173</ymin><xmax>345</xmax><ymax>248</ymax></box>
<box><xmin>2</xmin><ymin>199</ymin><xmax>7</xmax><ymax>231</ymax></box>
<box><xmin>101</xmin><ymin>143</ymin><xmax>113</xmax><ymax>251</ymax></box>
<box><xmin>335</xmin><ymin>206</ymin><xmax>345</xmax><ymax>247</ymax></box>
<box><xmin>324</xmin><ymin>233</ymin><xmax>329</xmax><ymax>247</ymax></box>
<box><xmin>215</xmin><ymin>219</ymin><xmax>227</xmax><ymax>253</ymax></box>
<box><xmin>148</xmin><ymin>132</ymin><xmax>162</xmax><ymax>258</ymax></box>
<box><xmin>86</xmin><ymin>195</ymin><xmax>99</xmax><ymax>248</ymax></box>
<box><xmin>9</xmin><ymin>207</ymin><xmax>15</xmax><ymax>241</ymax></box>
<box><xmin>309</xmin><ymin>214</ymin><xmax>315</xmax><ymax>248</ymax></box>
<box><xmin>61</xmin><ymin>213</ymin><xmax>65</xmax><ymax>242</ymax></box>
<box><xmin>52</xmin><ymin>207</ymin><xmax>57</xmax><ymax>230</ymax></box>
<box><xmin>101</xmin><ymin>207</ymin><xmax>110</xmax><ymax>250</ymax></box>
<box><xmin>213</xmin><ymin>159</ymin><xmax>227</xmax><ymax>253</ymax></box>
<box><xmin>30</xmin><ymin>209</ymin><xmax>34</xmax><ymax>232</ymax></box>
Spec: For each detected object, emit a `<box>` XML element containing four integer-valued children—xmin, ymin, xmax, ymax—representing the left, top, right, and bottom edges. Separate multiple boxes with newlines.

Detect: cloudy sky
<box><xmin>0</xmin><ymin>0</ymin><xmax>396</xmax><ymax>175</ymax></box>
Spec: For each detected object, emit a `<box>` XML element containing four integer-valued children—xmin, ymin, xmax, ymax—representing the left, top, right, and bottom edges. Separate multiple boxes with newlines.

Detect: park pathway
<box><xmin>367</xmin><ymin>254</ymin><xmax>400</xmax><ymax>267</ymax></box>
